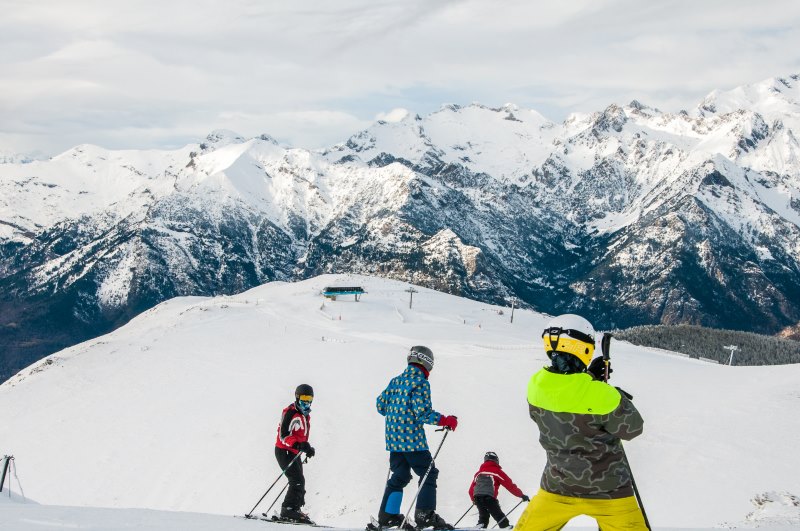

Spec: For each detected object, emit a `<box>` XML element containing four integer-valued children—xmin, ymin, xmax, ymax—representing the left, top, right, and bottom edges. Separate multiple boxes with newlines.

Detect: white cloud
<box><xmin>1</xmin><ymin>0</ymin><xmax>800</xmax><ymax>155</ymax></box>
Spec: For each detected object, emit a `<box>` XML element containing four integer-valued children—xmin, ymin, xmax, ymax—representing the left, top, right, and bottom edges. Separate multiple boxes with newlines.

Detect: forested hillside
<box><xmin>615</xmin><ymin>324</ymin><xmax>800</xmax><ymax>365</ymax></box>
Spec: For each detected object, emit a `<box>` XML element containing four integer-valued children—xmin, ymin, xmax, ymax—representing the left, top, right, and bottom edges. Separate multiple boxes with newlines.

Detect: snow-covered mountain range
<box><xmin>2</xmin><ymin>75</ymin><xmax>800</xmax><ymax>382</ymax></box>
<box><xmin>1</xmin><ymin>275</ymin><xmax>799</xmax><ymax>529</ymax></box>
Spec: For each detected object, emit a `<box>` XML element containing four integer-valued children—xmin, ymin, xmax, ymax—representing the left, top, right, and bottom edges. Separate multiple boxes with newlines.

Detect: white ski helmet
<box><xmin>542</xmin><ymin>314</ymin><xmax>596</xmax><ymax>367</ymax></box>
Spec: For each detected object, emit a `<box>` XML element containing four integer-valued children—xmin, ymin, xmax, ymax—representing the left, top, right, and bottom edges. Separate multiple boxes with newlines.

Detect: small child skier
<box><xmin>272</xmin><ymin>384</ymin><xmax>316</xmax><ymax>524</ymax></box>
<box><xmin>468</xmin><ymin>452</ymin><xmax>529</xmax><ymax>529</ymax></box>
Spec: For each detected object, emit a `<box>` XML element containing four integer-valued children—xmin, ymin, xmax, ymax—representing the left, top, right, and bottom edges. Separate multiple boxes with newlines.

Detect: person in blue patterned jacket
<box><xmin>374</xmin><ymin>346</ymin><xmax>459</xmax><ymax>531</ymax></box>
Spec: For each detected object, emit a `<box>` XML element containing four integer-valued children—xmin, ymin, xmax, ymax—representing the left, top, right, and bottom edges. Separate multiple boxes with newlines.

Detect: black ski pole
<box><xmin>264</xmin><ymin>456</ymin><xmax>308</xmax><ymax>519</ymax></box>
<box><xmin>245</xmin><ymin>451</ymin><xmax>304</xmax><ymax>518</ymax></box>
<box><xmin>490</xmin><ymin>498</ymin><xmax>526</xmax><ymax>529</ymax></box>
<box><xmin>453</xmin><ymin>503</ymin><xmax>474</xmax><ymax>527</ymax></box>
<box><xmin>0</xmin><ymin>456</ymin><xmax>10</xmax><ymax>493</ymax></box>
<box><xmin>601</xmin><ymin>333</ymin><xmax>651</xmax><ymax>531</ymax></box>
<box><xmin>263</xmin><ymin>481</ymin><xmax>290</xmax><ymax>517</ymax></box>
<box><xmin>400</xmin><ymin>428</ymin><xmax>451</xmax><ymax>530</ymax></box>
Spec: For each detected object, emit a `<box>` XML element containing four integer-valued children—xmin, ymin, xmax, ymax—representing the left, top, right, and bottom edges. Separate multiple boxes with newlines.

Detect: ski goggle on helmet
<box><xmin>541</xmin><ymin>314</ymin><xmax>596</xmax><ymax>367</ymax></box>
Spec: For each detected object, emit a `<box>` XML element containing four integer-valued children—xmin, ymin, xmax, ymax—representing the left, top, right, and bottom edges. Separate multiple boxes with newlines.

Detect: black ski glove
<box><xmin>521</xmin><ymin>495</ymin><xmax>530</xmax><ymax>502</ymax></box>
<box><xmin>294</xmin><ymin>441</ymin><xmax>315</xmax><ymax>457</ymax></box>
<box><xmin>587</xmin><ymin>356</ymin><xmax>612</xmax><ymax>381</ymax></box>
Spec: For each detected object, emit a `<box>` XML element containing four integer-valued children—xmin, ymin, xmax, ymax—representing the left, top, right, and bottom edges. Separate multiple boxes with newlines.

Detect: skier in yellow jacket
<box><xmin>515</xmin><ymin>314</ymin><xmax>647</xmax><ymax>531</ymax></box>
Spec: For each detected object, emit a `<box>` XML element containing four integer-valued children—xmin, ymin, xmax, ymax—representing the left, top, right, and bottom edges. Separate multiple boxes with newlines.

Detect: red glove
<box><xmin>438</xmin><ymin>415</ymin><xmax>458</xmax><ymax>431</ymax></box>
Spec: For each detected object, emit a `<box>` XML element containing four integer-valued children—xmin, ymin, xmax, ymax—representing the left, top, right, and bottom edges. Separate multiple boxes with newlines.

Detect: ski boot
<box><xmin>382</xmin><ymin>511</ymin><xmax>417</xmax><ymax>530</ymax></box>
<box><xmin>414</xmin><ymin>509</ymin><xmax>454</xmax><ymax>530</ymax></box>
<box><xmin>278</xmin><ymin>506</ymin><xmax>315</xmax><ymax>525</ymax></box>
<box><xmin>366</xmin><ymin>512</ymin><xmax>416</xmax><ymax>531</ymax></box>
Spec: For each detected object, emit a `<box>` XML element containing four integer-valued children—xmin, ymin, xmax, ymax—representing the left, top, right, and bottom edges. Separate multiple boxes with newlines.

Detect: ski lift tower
<box><xmin>405</xmin><ymin>286</ymin><xmax>418</xmax><ymax>309</ymax></box>
<box><xmin>724</xmin><ymin>345</ymin><xmax>739</xmax><ymax>366</ymax></box>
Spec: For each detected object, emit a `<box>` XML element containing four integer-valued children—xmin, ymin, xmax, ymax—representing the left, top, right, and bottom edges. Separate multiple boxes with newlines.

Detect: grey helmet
<box><xmin>484</xmin><ymin>451</ymin><xmax>499</xmax><ymax>464</ymax></box>
<box><xmin>407</xmin><ymin>345</ymin><xmax>434</xmax><ymax>371</ymax></box>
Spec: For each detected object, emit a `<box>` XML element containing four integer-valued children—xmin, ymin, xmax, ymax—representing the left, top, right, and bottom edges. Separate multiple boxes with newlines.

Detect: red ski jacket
<box><xmin>468</xmin><ymin>461</ymin><xmax>524</xmax><ymax>500</ymax></box>
<box><xmin>275</xmin><ymin>403</ymin><xmax>311</xmax><ymax>454</ymax></box>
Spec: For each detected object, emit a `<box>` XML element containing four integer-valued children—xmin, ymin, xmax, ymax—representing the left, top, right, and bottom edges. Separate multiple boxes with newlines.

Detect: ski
<box><xmin>365</xmin><ymin>520</ymin><xmax>416</xmax><ymax>531</ymax></box>
<box><xmin>269</xmin><ymin>517</ymin><xmax>323</xmax><ymax>527</ymax></box>
<box><xmin>367</xmin><ymin>525</ymin><xmax>478</xmax><ymax>531</ymax></box>
<box><xmin>365</xmin><ymin>515</ymin><xmax>416</xmax><ymax>531</ymax></box>
<box><xmin>237</xmin><ymin>514</ymin><xmax>325</xmax><ymax>527</ymax></box>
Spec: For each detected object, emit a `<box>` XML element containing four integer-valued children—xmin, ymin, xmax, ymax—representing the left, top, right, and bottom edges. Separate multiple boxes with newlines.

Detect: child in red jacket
<box><xmin>468</xmin><ymin>452</ymin><xmax>529</xmax><ymax>529</ymax></box>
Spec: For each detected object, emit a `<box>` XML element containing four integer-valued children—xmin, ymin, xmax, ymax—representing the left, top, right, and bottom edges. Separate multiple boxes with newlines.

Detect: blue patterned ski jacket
<box><xmin>376</xmin><ymin>364</ymin><xmax>442</xmax><ymax>452</ymax></box>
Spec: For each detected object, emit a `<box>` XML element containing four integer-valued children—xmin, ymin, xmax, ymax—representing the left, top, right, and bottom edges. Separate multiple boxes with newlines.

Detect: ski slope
<box><xmin>1</xmin><ymin>274</ymin><xmax>799</xmax><ymax>529</ymax></box>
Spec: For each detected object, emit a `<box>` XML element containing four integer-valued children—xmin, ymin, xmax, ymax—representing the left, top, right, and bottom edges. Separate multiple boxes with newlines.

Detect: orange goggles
<box><xmin>297</xmin><ymin>395</ymin><xmax>313</xmax><ymax>402</ymax></box>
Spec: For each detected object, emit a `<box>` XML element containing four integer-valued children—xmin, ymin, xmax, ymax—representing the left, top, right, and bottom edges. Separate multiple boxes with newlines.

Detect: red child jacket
<box><xmin>275</xmin><ymin>403</ymin><xmax>311</xmax><ymax>454</ymax></box>
<box><xmin>468</xmin><ymin>460</ymin><xmax>524</xmax><ymax>500</ymax></box>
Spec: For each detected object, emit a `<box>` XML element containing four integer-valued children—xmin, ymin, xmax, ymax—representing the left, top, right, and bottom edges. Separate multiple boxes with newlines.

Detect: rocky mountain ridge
<box><xmin>2</xmin><ymin>74</ymin><xmax>800</xmax><ymax>381</ymax></box>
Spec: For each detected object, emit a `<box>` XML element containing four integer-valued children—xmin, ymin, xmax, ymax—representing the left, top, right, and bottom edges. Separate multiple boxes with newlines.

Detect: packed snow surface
<box><xmin>1</xmin><ymin>275</ymin><xmax>799</xmax><ymax>530</ymax></box>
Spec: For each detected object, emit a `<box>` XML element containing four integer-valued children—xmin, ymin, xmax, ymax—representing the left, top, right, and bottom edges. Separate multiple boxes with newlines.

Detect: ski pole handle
<box><xmin>601</xmin><ymin>332</ymin><xmax>612</xmax><ymax>360</ymax></box>
<box><xmin>601</xmin><ymin>333</ymin><xmax>612</xmax><ymax>382</ymax></box>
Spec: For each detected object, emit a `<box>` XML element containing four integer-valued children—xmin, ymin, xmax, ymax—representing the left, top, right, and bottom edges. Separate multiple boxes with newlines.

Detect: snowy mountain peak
<box><xmin>3</xmin><ymin>73</ymin><xmax>800</xmax><ymax>389</ymax></box>
<box><xmin>697</xmin><ymin>73</ymin><xmax>800</xmax><ymax>119</ymax></box>
<box><xmin>257</xmin><ymin>133</ymin><xmax>280</xmax><ymax>145</ymax></box>
<box><xmin>594</xmin><ymin>103</ymin><xmax>628</xmax><ymax>132</ymax></box>
<box><xmin>201</xmin><ymin>129</ymin><xmax>247</xmax><ymax>151</ymax></box>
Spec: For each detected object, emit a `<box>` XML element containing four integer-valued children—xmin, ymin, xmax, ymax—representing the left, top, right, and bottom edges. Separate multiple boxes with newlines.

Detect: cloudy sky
<box><xmin>2</xmin><ymin>0</ymin><xmax>800</xmax><ymax>156</ymax></box>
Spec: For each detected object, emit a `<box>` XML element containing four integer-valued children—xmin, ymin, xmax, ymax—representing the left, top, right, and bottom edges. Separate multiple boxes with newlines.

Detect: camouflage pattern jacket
<box><xmin>527</xmin><ymin>368</ymin><xmax>644</xmax><ymax>499</ymax></box>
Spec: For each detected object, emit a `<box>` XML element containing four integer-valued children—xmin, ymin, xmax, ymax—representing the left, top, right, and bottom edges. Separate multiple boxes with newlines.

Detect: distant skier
<box><xmin>272</xmin><ymin>384</ymin><xmax>316</xmax><ymax>524</ymax></box>
<box><xmin>515</xmin><ymin>314</ymin><xmax>646</xmax><ymax>530</ymax></box>
<box><xmin>373</xmin><ymin>346</ymin><xmax>458</xmax><ymax>530</ymax></box>
<box><xmin>467</xmin><ymin>452</ymin><xmax>529</xmax><ymax>529</ymax></box>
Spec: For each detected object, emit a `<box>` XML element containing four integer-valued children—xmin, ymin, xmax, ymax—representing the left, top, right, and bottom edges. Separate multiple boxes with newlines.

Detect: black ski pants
<box><xmin>275</xmin><ymin>448</ymin><xmax>305</xmax><ymax>509</ymax></box>
<box><xmin>474</xmin><ymin>495</ymin><xmax>510</xmax><ymax>528</ymax></box>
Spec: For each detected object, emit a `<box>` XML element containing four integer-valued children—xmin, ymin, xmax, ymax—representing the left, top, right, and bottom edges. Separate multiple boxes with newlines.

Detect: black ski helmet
<box><xmin>407</xmin><ymin>345</ymin><xmax>434</xmax><ymax>371</ymax></box>
<box><xmin>484</xmin><ymin>451</ymin><xmax>499</xmax><ymax>464</ymax></box>
<box><xmin>295</xmin><ymin>384</ymin><xmax>314</xmax><ymax>400</ymax></box>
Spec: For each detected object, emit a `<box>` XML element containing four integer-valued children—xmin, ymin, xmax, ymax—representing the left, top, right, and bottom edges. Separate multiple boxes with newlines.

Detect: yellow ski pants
<box><xmin>514</xmin><ymin>489</ymin><xmax>648</xmax><ymax>531</ymax></box>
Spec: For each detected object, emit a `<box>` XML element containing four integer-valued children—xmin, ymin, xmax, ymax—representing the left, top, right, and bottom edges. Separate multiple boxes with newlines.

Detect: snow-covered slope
<box><xmin>1</xmin><ymin>275</ymin><xmax>798</xmax><ymax>529</ymax></box>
